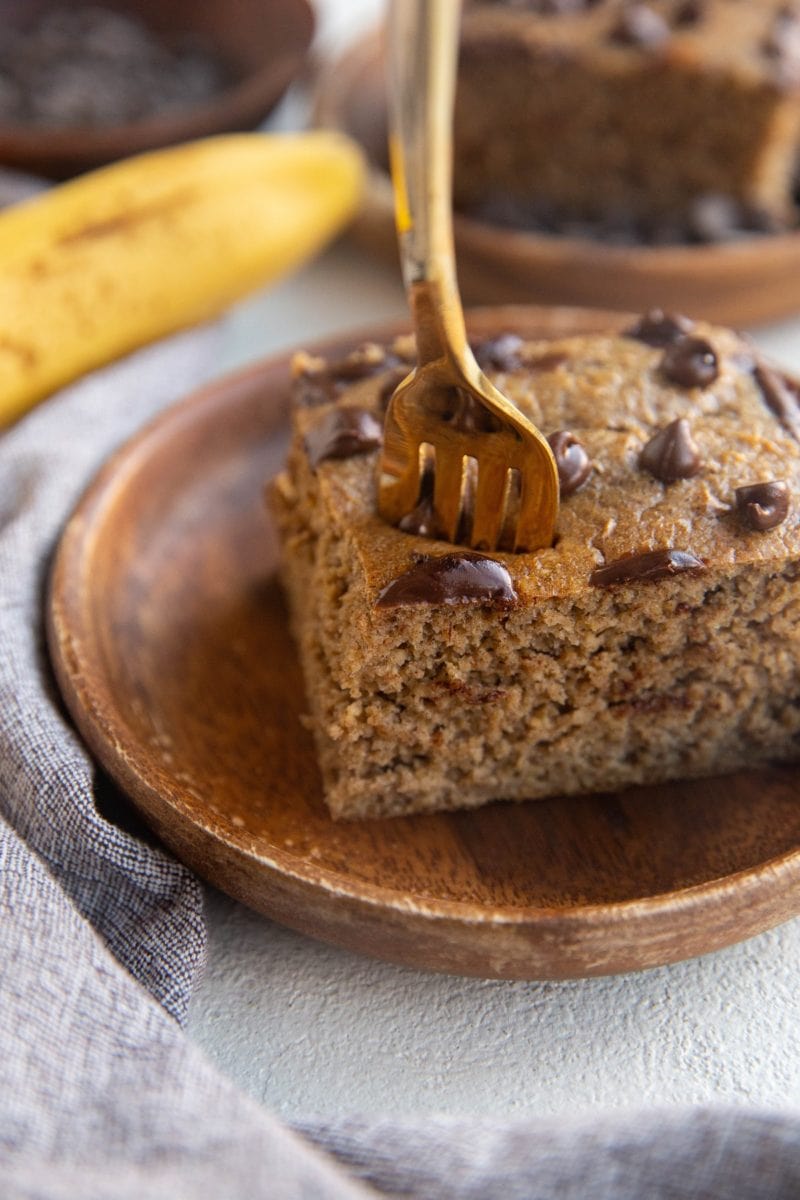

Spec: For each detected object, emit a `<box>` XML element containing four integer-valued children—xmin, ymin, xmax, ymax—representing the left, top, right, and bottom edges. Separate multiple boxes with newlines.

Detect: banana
<box><xmin>0</xmin><ymin>131</ymin><xmax>365</xmax><ymax>427</ymax></box>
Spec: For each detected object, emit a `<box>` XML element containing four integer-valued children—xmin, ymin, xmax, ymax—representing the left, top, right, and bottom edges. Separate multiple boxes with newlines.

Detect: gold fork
<box><xmin>378</xmin><ymin>0</ymin><xmax>559</xmax><ymax>553</ymax></box>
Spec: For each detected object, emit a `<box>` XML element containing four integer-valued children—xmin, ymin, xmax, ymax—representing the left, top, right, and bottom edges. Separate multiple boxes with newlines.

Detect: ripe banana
<box><xmin>0</xmin><ymin>131</ymin><xmax>365</xmax><ymax>427</ymax></box>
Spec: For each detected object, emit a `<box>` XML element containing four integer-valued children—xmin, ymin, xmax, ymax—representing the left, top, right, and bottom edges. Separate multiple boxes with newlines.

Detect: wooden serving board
<box><xmin>47</xmin><ymin>305</ymin><xmax>800</xmax><ymax>980</ymax></box>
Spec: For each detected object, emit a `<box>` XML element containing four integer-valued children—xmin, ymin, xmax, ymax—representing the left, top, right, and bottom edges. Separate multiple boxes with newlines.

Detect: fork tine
<box><xmin>470</xmin><ymin>459</ymin><xmax>509</xmax><ymax>550</ymax></box>
<box><xmin>515</xmin><ymin>452</ymin><xmax>560</xmax><ymax>552</ymax></box>
<box><xmin>378</xmin><ymin>437</ymin><xmax>423</xmax><ymax>527</ymax></box>
<box><xmin>432</xmin><ymin>446</ymin><xmax>466</xmax><ymax>544</ymax></box>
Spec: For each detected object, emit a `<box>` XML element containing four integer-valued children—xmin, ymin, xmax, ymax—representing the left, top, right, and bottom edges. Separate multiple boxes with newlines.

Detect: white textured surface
<box><xmin>186</xmin><ymin>0</ymin><xmax>800</xmax><ymax>1122</ymax></box>
<box><xmin>190</xmin><ymin>891</ymin><xmax>800</xmax><ymax>1119</ymax></box>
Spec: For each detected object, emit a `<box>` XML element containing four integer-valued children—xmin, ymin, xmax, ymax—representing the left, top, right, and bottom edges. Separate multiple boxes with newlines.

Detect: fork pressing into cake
<box><xmin>378</xmin><ymin>0</ymin><xmax>559</xmax><ymax>553</ymax></box>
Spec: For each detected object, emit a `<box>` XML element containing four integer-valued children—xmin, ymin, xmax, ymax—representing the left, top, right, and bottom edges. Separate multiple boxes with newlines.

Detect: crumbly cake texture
<box><xmin>270</xmin><ymin>316</ymin><xmax>800</xmax><ymax>820</ymax></box>
<box><xmin>454</xmin><ymin>0</ymin><xmax>800</xmax><ymax>235</ymax></box>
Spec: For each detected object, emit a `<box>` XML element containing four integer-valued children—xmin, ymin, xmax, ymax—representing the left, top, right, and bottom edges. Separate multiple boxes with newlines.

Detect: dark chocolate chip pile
<box><xmin>0</xmin><ymin>6</ymin><xmax>229</xmax><ymax>128</ymax></box>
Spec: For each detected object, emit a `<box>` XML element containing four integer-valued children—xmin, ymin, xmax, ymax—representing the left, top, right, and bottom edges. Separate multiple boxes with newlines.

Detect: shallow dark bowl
<box><xmin>0</xmin><ymin>0</ymin><xmax>314</xmax><ymax>179</ymax></box>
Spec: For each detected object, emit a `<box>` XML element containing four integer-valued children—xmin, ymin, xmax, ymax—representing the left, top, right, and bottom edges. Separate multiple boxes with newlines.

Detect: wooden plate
<box><xmin>314</xmin><ymin>34</ymin><xmax>800</xmax><ymax>329</ymax></box>
<box><xmin>48</xmin><ymin>305</ymin><xmax>800</xmax><ymax>980</ymax></box>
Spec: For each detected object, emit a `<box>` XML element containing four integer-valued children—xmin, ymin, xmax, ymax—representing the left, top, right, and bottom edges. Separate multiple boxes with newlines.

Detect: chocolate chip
<box><xmin>305</xmin><ymin>407</ymin><xmax>383</xmax><ymax>468</ymax></box>
<box><xmin>754</xmin><ymin>362</ymin><xmax>800</xmax><ymax>442</ymax></box>
<box><xmin>609</xmin><ymin>5</ymin><xmax>671</xmax><ymax>48</ymax></box>
<box><xmin>547</xmin><ymin>430</ymin><xmax>593</xmax><ymax>495</ymax></box>
<box><xmin>624</xmin><ymin>310</ymin><xmax>695</xmax><ymax>348</ymax></box>
<box><xmin>473</xmin><ymin>333</ymin><xmax>524</xmax><ymax>372</ymax></box>
<box><xmin>734</xmin><ymin>480</ymin><xmax>791</xmax><ymax>531</ymax></box>
<box><xmin>398</xmin><ymin>496</ymin><xmax>438</xmax><ymax>539</ymax></box>
<box><xmin>590</xmin><ymin>548</ymin><xmax>705</xmax><ymax>587</ymax></box>
<box><xmin>639</xmin><ymin>418</ymin><xmax>703</xmax><ymax>482</ymax></box>
<box><xmin>377</xmin><ymin>552</ymin><xmax>518</xmax><ymax>608</ymax></box>
<box><xmin>398</xmin><ymin>464</ymin><xmax>438</xmax><ymax>538</ymax></box>
<box><xmin>660</xmin><ymin>337</ymin><xmax>719</xmax><ymax>388</ymax></box>
<box><xmin>673</xmin><ymin>0</ymin><xmax>703</xmax><ymax>26</ymax></box>
<box><xmin>293</xmin><ymin>372</ymin><xmax>336</xmax><ymax>408</ymax></box>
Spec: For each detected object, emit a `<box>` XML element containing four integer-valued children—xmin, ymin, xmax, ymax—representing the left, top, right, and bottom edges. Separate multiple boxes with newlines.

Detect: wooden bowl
<box><xmin>0</xmin><ymin>0</ymin><xmax>314</xmax><ymax>179</ymax></box>
<box><xmin>47</xmin><ymin>305</ymin><xmax>800</xmax><ymax>981</ymax></box>
<box><xmin>314</xmin><ymin>33</ymin><xmax>800</xmax><ymax>328</ymax></box>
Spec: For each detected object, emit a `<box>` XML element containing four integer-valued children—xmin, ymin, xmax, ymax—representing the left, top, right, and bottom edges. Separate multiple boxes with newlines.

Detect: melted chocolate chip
<box><xmin>754</xmin><ymin>362</ymin><xmax>800</xmax><ymax>441</ymax></box>
<box><xmin>377</xmin><ymin>552</ymin><xmax>518</xmax><ymax>608</ymax></box>
<box><xmin>639</xmin><ymin>418</ymin><xmax>703</xmax><ymax>482</ymax></box>
<box><xmin>660</xmin><ymin>337</ymin><xmax>719</xmax><ymax>388</ymax></box>
<box><xmin>305</xmin><ymin>407</ymin><xmax>383</xmax><ymax>468</ymax></box>
<box><xmin>547</xmin><ymin>430</ymin><xmax>593</xmax><ymax>495</ymax></box>
<box><xmin>473</xmin><ymin>333</ymin><xmax>524</xmax><ymax>372</ymax></box>
<box><xmin>734</xmin><ymin>480</ymin><xmax>790</xmax><ymax>531</ymax></box>
<box><xmin>590</xmin><ymin>548</ymin><xmax>705</xmax><ymax>587</ymax></box>
<box><xmin>624</xmin><ymin>309</ymin><xmax>695</xmax><ymax>348</ymax></box>
<box><xmin>609</xmin><ymin>4</ymin><xmax>671</xmax><ymax>48</ymax></box>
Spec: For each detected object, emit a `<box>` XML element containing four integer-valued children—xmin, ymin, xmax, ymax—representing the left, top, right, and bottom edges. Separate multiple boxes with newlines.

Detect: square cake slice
<box><xmin>454</xmin><ymin>1</ymin><xmax>800</xmax><ymax>236</ymax></box>
<box><xmin>270</xmin><ymin>314</ymin><xmax>800</xmax><ymax>819</ymax></box>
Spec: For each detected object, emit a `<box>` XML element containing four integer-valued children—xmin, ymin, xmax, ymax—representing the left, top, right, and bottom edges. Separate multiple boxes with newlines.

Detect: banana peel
<box><xmin>0</xmin><ymin>131</ymin><xmax>365</xmax><ymax>427</ymax></box>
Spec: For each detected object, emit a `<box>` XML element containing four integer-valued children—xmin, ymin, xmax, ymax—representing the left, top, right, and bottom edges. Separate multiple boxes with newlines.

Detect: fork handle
<box><xmin>387</xmin><ymin>0</ymin><xmax>472</xmax><ymax>371</ymax></box>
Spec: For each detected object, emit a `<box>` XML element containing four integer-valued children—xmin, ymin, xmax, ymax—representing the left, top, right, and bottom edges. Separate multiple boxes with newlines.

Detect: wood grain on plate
<box><xmin>47</xmin><ymin>305</ymin><xmax>800</xmax><ymax>980</ymax></box>
<box><xmin>314</xmin><ymin>34</ymin><xmax>800</xmax><ymax>328</ymax></box>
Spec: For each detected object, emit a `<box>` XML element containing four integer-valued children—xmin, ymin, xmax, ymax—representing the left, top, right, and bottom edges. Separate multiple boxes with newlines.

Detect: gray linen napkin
<box><xmin>2</xmin><ymin>325</ymin><xmax>800</xmax><ymax>1199</ymax></box>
